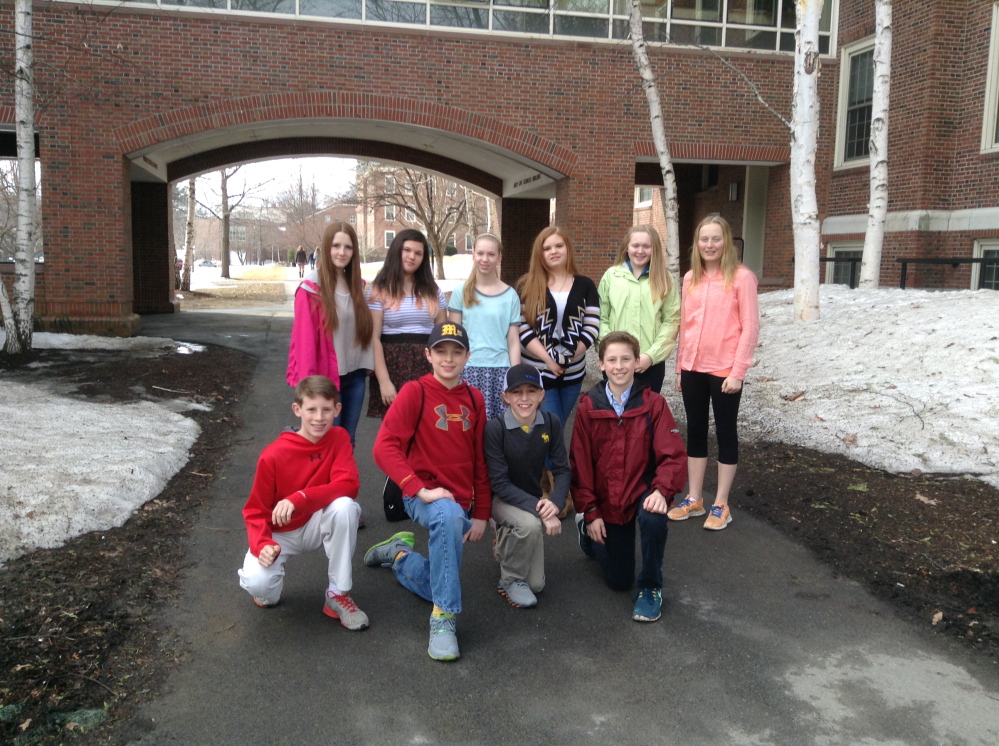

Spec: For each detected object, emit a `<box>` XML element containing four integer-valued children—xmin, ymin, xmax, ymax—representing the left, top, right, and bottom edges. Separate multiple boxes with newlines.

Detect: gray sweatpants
<box><xmin>492</xmin><ymin>498</ymin><xmax>546</xmax><ymax>593</ymax></box>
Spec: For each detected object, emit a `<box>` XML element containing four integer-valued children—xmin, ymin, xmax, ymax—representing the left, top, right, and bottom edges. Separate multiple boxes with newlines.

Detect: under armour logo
<box><xmin>435</xmin><ymin>404</ymin><xmax>471</xmax><ymax>431</ymax></box>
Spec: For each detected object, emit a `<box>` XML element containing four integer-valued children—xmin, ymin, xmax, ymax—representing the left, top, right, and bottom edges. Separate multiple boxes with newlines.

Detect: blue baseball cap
<box><xmin>505</xmin><ymin>363</ymin><xmax>543</xmax><ymax>391</ymax></box>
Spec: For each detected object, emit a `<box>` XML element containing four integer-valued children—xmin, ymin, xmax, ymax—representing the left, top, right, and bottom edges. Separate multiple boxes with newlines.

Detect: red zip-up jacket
<box><xmin>373</xmin><ymin>374</ymin><xmax>492</xmax><ymax>520</ymax></box>
<box><xmin>570</xmin><ymin>382</ymin><xmax>687</xmax><ymax>526</ymax></box>
<box><xmin>242</xmin><ymin>428</ymin><xmax>359</xmax><ymax>556</ymax></box>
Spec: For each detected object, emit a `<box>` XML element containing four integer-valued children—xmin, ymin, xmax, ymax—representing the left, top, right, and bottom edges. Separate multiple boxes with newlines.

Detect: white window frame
<box><xmin>384</xmin><ymin>230</ymin><xmax>395</xmax><ymax>248</ymax></box>
<box><xmin>635</xmin><ymin>186</ymin><xmax>653</xmax><ymax>207</ymax></box>
<box><xmin>982</xmin><ymin>4</ymin><xmax>999</xmax><ymax>153</ymax></box>
<box><xmin>406</xmin><ymin>208</ymin><xmax>416</xmax><ymax>222</ymax></box>
<box><xmin>834</xmin><ymin>36</ymin><xmax>875</xmax><ymax>170</ymax></box>
<box><xmin>825</xmin><ymin>240</ymin><xmax>864</xmax><ymax>285</ymax></box>
<box><xmin>465</xmin><ymin>233</ymin><xmax>473</xmax><ymax>250</ymax></box>
<box><xmin>385</xmin><ymin>204</ymin><xmax>396</xmax><ymax>221</ymax></box>
<box><xmin>972</xmin><ymin>238</ymin><xmax>999</xmax><ymax>289</ymax></box>
<box><xmin>349</xmin><ymin>214</ymin><xmax>355</xmax><ymax>224</ymax></box>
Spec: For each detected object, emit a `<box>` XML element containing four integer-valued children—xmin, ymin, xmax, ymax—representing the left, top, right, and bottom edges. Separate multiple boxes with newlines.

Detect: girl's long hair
<box><xmin>315</xmin><ymin>222</ymin><xmax>373</xmax><ymax>348</ymax></box>
<box><xmin>516</xmin><ymin>226</ymin><xmax>580</xmax><ymax>332</ymax></box>
<box><xmin>689</xmin><ymin>214</ymin><xmax>740</xmax><ymax>290</ymax></box>
<box><xmin>461</xmin><ymin>233</ymin><xmax>503</xmax><ymax>308</ymax></box>
<box><xmin>615</xmin><ymin>224</ymin><xmax>672</xmax><ymax>302</ymax></box>
<box><xmin>370</xmin><ymin>228</ymin><xmax>440</xmax><ymax>315</ymax></box>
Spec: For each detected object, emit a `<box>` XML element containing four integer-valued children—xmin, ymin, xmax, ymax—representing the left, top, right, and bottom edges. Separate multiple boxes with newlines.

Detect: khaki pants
<box><xmin>491</xmin><ymin>498</ymin><xmax>546</xmax><ymax>593</ymax></box>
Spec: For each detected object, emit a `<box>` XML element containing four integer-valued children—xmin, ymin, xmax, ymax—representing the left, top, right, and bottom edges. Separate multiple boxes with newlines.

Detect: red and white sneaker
<box><xmin>323</xmin><ymin>591</ymin><xmax>370</xmax><ymax>630</ymax></box>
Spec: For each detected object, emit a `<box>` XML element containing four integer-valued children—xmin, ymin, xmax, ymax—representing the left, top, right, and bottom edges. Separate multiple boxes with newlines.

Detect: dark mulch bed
<box><xmin>0</xmin><ymin>344</ymin><xmax>255</xmax><ymax>744</ymax></box>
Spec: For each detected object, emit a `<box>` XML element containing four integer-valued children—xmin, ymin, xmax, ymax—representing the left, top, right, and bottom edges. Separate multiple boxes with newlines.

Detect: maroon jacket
<box><xmin>570</xmin><ymin>382</ymin><xmax>687</xmax><ymax>526</ymax></box>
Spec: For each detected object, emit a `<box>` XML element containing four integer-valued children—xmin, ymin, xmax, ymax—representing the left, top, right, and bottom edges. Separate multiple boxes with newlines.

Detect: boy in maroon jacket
<box><xmin>237</xmin><ymin>375</ymin><xmax>368</xmax><ymax>630</ymax></box>
<box><xmin>570</xmin><ymin>331</ymin><xmax>687</xmax><ymax>623</ymax></box>
<box><xmin>364</xmin><ymin>321</ymin><xmax>491</xmax><ymax>661</ymax></box>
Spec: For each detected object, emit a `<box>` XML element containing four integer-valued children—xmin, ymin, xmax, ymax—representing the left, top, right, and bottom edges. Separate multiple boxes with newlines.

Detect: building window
<box><xmin>635</xmin><ymin>187</ymin><xmax>653</xmax><ymax>206</ymax></box>
<box><xmin>325</xmin><ymin>215</ymin><xmax>331</xmax><ymax>222</ymax></box>
<box><xmin>385</xmin><ymin>205</ymin><xmax>396</xmax><ymax>221</ymax></box>
<box><xmin>982</xmin><ymin>4</ymin><xmax>999</xmax><ymax>153</ymax></box>
<box><xmin>406</xmin><ymin>208</ymin><xmax>415</xmax><ymax>222</ymax></box>
<box><xmin>973</xmin><ymin>239</ymin><xmax>999</xmax><ymax>290</ymax></box>
<box><xmin>825</xmin><ymin>241</ymin><xmax>863</xmax><ymax>288</ymax></box>
<box><xmin>385</xmin><ymin>230</ymin><xmax>395</xmax><ymax>248</ymax></box>
<box><xmin>349</xmin><ymin>214</ymin><xmax>356</xmax><ymax>224</ymax></box>
<box><xmin>465</xmin><ymin>234</ymin><xmax>473</xmax><ymax>250</ymax></box>
<box><xmin>835</xmin><ymin>38</ymin><xmax>875</xmax><ymax>168</ymax></box>
<box><xmin>385</xmin><ymin>175</ymin><xmax>395</xmax><ymax>194</ymax></box>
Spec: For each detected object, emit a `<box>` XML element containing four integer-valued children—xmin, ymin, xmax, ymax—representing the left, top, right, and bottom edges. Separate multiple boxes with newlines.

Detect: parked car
<box><xmin>198</xmin><ymin>259</ymin><xmax>217</xmax><ymax>267</ymax></box>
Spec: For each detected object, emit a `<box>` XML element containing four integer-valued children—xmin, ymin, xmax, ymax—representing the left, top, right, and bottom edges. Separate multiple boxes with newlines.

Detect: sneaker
<box><xmin>498</xmin><ymin>578</ymin><xmax>538</xmax><ymax>608</ymax></box>
<box><xmin>575</xmin><ymin>513</ymin><xmax>594</xmax><ymax>558</ymax></box>
<box><xmin>667</xmin><ymin>496</ymin><xmax>706</xmax><ymax>521</ymax></box>
<box><xmin>323</xmin><ymin>591</ymin><xmax>370</xmax><ymax>630</ymax></box>
<box><xmin>632</xmin><ymin>588</ymin><xmax>663</xmax><ymax>622</ymax></box>
<box><xmin>428</xmin><ymin>614</ymin><xmax>460</xmax><ymax>661</ymax></box>
<box><xmin>253</xmin><ymin>596</ymin><xmax>278</xmax><ymax>608</ymax></box>
<box><xmin>364</xmin><ymin>531</ymin><xmax>416</xmax><ymax>567</ymax></box>
<box><xmin>703</xmin><ymin>504</ymin><xmax>732</xmax><ymax>531</ymax></box>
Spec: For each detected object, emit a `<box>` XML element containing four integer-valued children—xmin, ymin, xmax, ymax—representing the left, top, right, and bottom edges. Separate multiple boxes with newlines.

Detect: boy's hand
<box><xmin>586</xmin><ymin>517</ymin><xmax>607</xmax><ymax>545</ymax></box>
<box><xmin>542</xmin><ymin>515</ymin><xmax>562</xmax><ymax>536</ymax></box>
<box><xmin>464</xmin><ymin>518</ymin><xmax>487</xmax><ymax>542</ymax></box>
<box><xmin>257</xmin><ymin>544</ymin><xmax>281</xmax><ymax>568</ymax></box>
<box><xmin>643</xmin><ymin>490</ymin><xmax>669</xmax><ymax>514</ymax></box>
<box><xmin>417</xmin><ymin>487</ymin><xmax>455</xmax><ymax>504</ymax></box>
<box><xmin>272</xmin><ymin>498</ymin><xmax>296</xmax><ymax>527</ymax></box>
<box><xmin>536</xmin><ymin>498</ymin><xmax>559</xmax><ymax>522</ymax></box>
<box><xmin>721</xmin><ymin>376</ymin><xmax>743</xmax><ymax>394</ymax></box>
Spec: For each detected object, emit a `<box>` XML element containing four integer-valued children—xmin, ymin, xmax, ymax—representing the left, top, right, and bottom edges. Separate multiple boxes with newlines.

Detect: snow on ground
<box><xmin>662</xmin><ymin>285</ymin><xmax>999</xmax><ymax>488</ymax></box>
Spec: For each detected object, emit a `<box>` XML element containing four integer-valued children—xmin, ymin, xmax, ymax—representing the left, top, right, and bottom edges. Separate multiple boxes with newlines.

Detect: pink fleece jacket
<box><xmin>286</xmin><ymin>277</ymin><xmax>339</xmax><ymax>388</ymax></box>
<box><xmin>676</xmin><ymin>265</ymin><xmax>760</xmax><ymax>381</ymax></box>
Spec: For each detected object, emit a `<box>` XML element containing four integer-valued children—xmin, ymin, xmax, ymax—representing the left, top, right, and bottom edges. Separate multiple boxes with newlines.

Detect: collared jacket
<box><xmin>570</xmin><ymin>382</ymin><xmax>687</xmax><ymax>526</ymax></box>
<box><xmin>286</xmin><ymin>273</ymin><xmax>339</xmax><ymax>388</ymax></box>
<box><xmin>597</xmin><ymin>262</ymin><xmax>680</xmax><ymax>365</ymax></box>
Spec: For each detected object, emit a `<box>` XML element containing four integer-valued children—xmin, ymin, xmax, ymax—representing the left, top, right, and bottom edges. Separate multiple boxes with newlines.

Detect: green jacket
<box><xmin>597</xmin><ymin>263</ymin><xmax>680</xmax><ymax>365</ymax></box>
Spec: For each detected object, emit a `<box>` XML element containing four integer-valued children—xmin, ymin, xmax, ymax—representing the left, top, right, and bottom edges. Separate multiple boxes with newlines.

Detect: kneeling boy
<box><xmin>483</xmin><ymin>364</ymin><xmax>570</xmax><ymax>608</ymax></box>
<box><xmin>365</xmin><ymin>322</ymin><xmax>491</xmax><ymax>661</ymax></box>
<box><xmin>570</xmin><ymin>331</ymin><xmax>687</xmax><ymax>622</ymax></box>
<box><xmin>237</xmin><ymin>375</ymin><xmax>368</xmax><ymax>630</ymax></box>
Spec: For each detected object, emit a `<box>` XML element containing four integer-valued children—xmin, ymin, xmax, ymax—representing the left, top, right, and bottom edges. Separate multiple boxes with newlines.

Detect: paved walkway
<box><xmin>132</xmin><ymin>303</ymin><xmax>999</xmax><ymax>746</ymax></box>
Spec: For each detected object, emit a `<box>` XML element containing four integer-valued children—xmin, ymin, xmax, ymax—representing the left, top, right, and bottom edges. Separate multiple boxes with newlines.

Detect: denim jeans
<box><xmin>591</xmin><ymin>501</ymin><xmax>669</xmax><ymax>592</ymax></box>
<box><xmin>393</xmin><ymin>496</ymin><xmax>472</xmax><ymax>614</ymax></box>
<box><xmin>333</xmin><ymin>369</ymin><xmax>368</xmax><ymax>447</ymax></box>
<box><xmin>540</xmin><ymin>380</ymin><xmax>581</xmax><ymax>469</ymax></box>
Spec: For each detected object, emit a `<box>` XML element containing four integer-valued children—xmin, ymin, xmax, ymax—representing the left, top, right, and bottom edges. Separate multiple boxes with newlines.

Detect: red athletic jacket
<box><xmin>570</xmin><ymin>382</ymin><xmax>687</xmax><ymax>526</ymax></box>
<box><xmin>373</xmin><ymin>374</ymin><xmax>492</xmax><ymax>520</ymax></box>
<box><xmin>242</xmin><ymin>428</ymin><xmax>359</xmax><ymax>556</ymax></box>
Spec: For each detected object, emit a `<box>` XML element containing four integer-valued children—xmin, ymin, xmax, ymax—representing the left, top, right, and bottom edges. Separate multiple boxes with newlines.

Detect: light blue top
<box><xmin>605</xmin><ymin>381</ymin><xmax>633</xmax><ymax>417</ymax></box>
<box><xmin>448</xmin><ymin>285</ymin><xmax>522</xmax><ymax>367</ymax></box>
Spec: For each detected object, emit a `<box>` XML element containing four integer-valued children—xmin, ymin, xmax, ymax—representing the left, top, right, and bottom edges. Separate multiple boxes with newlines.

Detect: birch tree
<box><xmin>1</xmin><ymin>0</ymin><xmax>37</xmax><ymax>354</ymax></box>
<box><xmin>860</xmin><ymin>0</ymin><xmax>892</xmax><ymax>289</ymax></box>
<box><xmin>790</xmin><ymin>0</ymin><xmax>824</xmax><ymax>322</ymax></box>
<box><xmin>627</xmin><ymin>0</ymin><xmax>680</xmax><ymax>277</ymax></box>
<box><xmin>182</xmin><ymin>177</ymin><xmax>195</xmax><ymax>291</ymax></box>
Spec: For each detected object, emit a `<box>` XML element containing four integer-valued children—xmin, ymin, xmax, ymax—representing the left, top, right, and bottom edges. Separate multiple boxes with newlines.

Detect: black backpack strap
<box><xmin>404</xmin><ymin>381</ymin><xmax>426</xmax><ymax>457</ymax></box>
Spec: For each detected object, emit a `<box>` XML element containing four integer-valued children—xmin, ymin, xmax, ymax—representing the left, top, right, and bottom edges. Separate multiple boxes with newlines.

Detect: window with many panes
<box><xmin>636</xmin><ymin>187</ymin><xmax>654</xmax><ymax>206</ymax></box>
<box><xmin>973</xmin><ymin>240</ymin><xmax>999</xmax><ymax>290</ymax></box>
<box><xmin>825</xmin><ymin>241</ymin><xmax>862</xmax><ymax>288</ymax></box>
<box><xmin>385</xmin><ymin>230</ymin><xmax>395</xmax><ymax>248</ymax></box>
<box><xmin>385</xmin><ymin>204</ymin><xmax>396</xmax><ymax>221</ymax></box>
<box><xmin>835</xmin><ymin>38</ymin><xmax>874</xmax><ymax>168</ymax></box>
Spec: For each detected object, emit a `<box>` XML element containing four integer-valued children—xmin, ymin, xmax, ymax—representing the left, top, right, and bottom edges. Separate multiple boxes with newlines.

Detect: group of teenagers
<box><xmin>237</xmin><ymin>215</ymin><xmax>760</xmax><ymax>661</ymax></box>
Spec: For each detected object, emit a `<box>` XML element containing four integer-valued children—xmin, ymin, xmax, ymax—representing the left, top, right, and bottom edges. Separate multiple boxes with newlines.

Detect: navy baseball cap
<box><xmin>427</xmin><ymin>321</ymin><xmax>469</xmax><ymax>350</ymax></box>
<box><xmin>505</xmin><ymin>363</ymin><xmax>543</xmax><ymax>391</ymax></box>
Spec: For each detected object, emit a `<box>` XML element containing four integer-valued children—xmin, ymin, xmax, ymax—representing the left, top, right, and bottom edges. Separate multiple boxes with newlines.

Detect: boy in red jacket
<box><xmin>364</xmin><ymin>321</ymin><xmax>491</xmax><ymax>661</ymax></box>
<box><xmin>570</xmin><ymin>331</ymin><xmax>687</xmax><ymax>623</ymax></box>
<box><xmin>237</xmin><ymin>375</ymin><xmax>368</xmax><ymax>630</ymax></box>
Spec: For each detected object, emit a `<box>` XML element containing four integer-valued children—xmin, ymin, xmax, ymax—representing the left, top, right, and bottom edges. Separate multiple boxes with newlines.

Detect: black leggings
<box><xmin>680</xmin><ymin>369</ymin><xmax>742</xmax><ymax>465</ymax></box>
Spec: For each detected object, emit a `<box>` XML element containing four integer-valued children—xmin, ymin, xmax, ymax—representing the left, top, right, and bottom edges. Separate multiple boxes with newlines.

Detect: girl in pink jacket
<box><xmin>668</xmin><ymin>215</ymin><xmax>759</xmax><ymax>531</ymax></box>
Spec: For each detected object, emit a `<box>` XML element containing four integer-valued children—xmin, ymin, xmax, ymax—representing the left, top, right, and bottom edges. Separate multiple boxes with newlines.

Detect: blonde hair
<box><xmin>690</xmin><ymin>214</ymin><xmax>740</xmax><ymax>290</ymax></box>
<box><xmin>461</xmin><ymin>233</ymin><xmax>503</xmax><ymax>308</ymax></box>
<box><xmin>616</xmin><ymin>225</ymin><xmax>672</xmax><ymax>302</ymax></box>
<box><xmin>516</xmin><ymin>226</ymin><xmax>581</xmax><ymax>332</ymax></box>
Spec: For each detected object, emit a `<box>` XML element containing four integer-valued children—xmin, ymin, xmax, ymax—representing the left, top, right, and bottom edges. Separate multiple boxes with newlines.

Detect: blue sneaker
<box><xmin>363</xmin><ymin>532</ymin><xmax>415</xmax><ymax>567</ymax></box>
<box><xmin>428</xmin><ymin>614</ymin><xmax>460</xmax><ymax>661</ymax></box>
<box><xmin>632</xmin><ymin>588</ymin><xmax>663</xmax><ymax>622</ymax></box>
<box><xmin>575</xmin><ymin>513</ymin><xmax>594</xmax><ymax>558</ymax></box>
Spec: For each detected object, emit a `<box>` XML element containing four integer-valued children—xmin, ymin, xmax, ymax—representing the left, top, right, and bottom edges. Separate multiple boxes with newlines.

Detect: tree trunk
<box><xmin>790</xmin><ymin>0</ymin><xmax>824</xmax><ymax>322</ymax></box>
<box><xmin>220</xmin><ymin>172</ymin><xmax>231</xmax><ymax>279</ymax></box>
<box><xmin>2</xmin><ymin>0</ymin><xmax>37</xmax><ymax>354</ymax></box>
<box><xmin>182</xmin><ymin>177</ymin><xmax>195</xmax><ymax>291</ymax></box>
<box><xmin>860</xmin><ymin>0</ymin><xmax>892</xmax><ymax>289</ymax></box>
<box><xmin>628</xmin><ymin>0</ymin><xmax>680</xmax><ymax>277</ymax></box>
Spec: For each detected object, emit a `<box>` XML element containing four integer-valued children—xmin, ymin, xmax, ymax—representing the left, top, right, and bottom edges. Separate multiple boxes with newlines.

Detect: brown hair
<box><xmin>370</xmin><ymin>228</ymin><xmax>440</xmax><ymax>315</ymax></box>
<box><xmin>294</xmin><ymin>375</ymin><xmax>340</xmax><ymax>405</ymax></box>
<box><xmin>689</xmin><ymin>214</ymin><xmax>740</xmax><ymax>290</ymax></box>
<box><xmin>598</xmin><ymin>330</ymin><xmax>641</xmax><ymax>360</ymax></box>
<box><xmin>461</xmin><ymin>233</ymin><xmax>503</xmax><ymax>308</ymax></box>
<box><xmin>315</xmin><ymin>222</ymin><xmax>373</xmax><ymax>348</ymax></box>
<box><xmin>616</xmin><ymin>225</ymin><xmax>672</xmax><ymax>302</ymax></box>
<box><xmin>516</xmin><ymin>226</ymin><xmax>581</xmax><ymax>332</ymax></box>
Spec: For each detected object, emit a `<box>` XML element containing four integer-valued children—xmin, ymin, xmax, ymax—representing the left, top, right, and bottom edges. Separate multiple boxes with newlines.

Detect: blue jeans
<box><xmin>333</xmin><ymin>369</ymin><xmax>368</xmax><ymax>447</ymax></box>
<box><xmin>540</xmin><ymin>380</ymin><xmax>582</xmax><ymax>469</ymax></box>
<box><xmin>393</xmin><ymin>496</ymin><xmax>472</xmax><ymax>614</ymax></box>
<box><xmin>591</xmin><ymin>501</ymin><xmax>669</xmax><ymax>592</ymax></box>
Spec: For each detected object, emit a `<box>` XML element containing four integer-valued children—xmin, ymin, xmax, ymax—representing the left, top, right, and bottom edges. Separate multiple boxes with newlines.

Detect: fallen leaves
<box><xmin>932</xmin><ymin>610</ymin><xmax>944</xmax><ymax>625</ymax></box>
<box><xmin>758</xmin><ymin>376</ymin><xmax>777</xmax><ymax>382</ymax></box>
<box><xmin>848</xmin><ymin>483</ymin><xmax>869</xmax><ymax>492</ymax></box>
<box><xmin>843</xmin><ymin>433</ymin><xmax>858</xmax><ymax>445</ymax></box>
<box><xmin>782</xmin><ymin>390</ymin><xmax>806</xmax><ymax>402</ymax></box>
<box><xmin>914</xmin><ymin>492</ymin><xmax>939</xmax><ymax>506</ymax></box>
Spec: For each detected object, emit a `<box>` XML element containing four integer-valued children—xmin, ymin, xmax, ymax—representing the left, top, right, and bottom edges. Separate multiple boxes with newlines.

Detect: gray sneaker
<box><xmin>323</xmin><ymin>591</ymin><xmax>370</xmax><ymax>631</ymax></box>
<box><xmin>498</xmin><ymin>578</ymin><xmax>538</xmax><ymax>608</ymax></box>
<box><xmin>428</xmin><ymin>614</ymin><xmax>460</xmax><ymax>661</ymax></box>
<box><xmin>363</xmin><ymin>531</ymin><xmax>416</xmax><ymax>567</ymax></box>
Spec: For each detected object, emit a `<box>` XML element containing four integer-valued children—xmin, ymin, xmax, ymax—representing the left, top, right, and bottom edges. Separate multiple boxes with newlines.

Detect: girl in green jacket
<box><xmin>597</xmin><ymin>225</ymin><xmax>680</xmax><ymax>394</ymax></box>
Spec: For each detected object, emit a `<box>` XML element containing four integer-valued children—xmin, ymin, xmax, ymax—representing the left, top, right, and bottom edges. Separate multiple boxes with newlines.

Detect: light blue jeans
<box><xmin>393</xmin><ymin>496</ymin><xmax>472</xmax><ymax>615</ymax></box>
<box><xmin>332</xmin><ymin>369</ymin><xmax>368</xmax><ymax>447</ymax></box>
<box><xmin>539</xmin><ymin>380</ymin><xmax>582</xmax><ymax>468</ymax></box>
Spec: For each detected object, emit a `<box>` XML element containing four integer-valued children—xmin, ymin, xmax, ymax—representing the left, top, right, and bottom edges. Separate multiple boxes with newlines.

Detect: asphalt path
<box><xmin>131</xmin><ymin>300</ymin><xmax>999</xmax><ymax>745</ymax></box>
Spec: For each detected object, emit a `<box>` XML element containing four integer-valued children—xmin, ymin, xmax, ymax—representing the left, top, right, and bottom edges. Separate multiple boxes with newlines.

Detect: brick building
<box><xmin>0</xmin><ymin>1</ymin><xmax>997</xmax><ymax>335</ymax></box>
